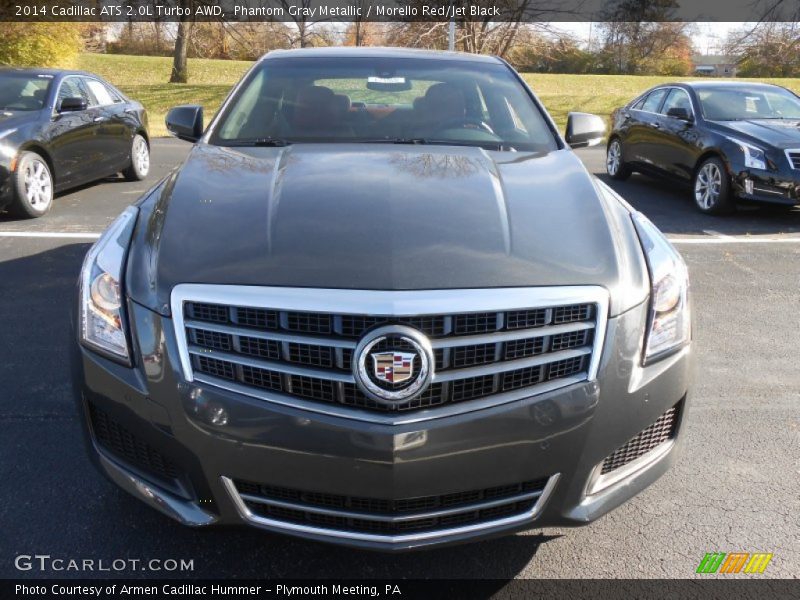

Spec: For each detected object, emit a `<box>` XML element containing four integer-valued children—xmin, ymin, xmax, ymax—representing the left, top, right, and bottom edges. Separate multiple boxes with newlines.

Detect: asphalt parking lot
<box><xmin>1</xmin><ymin>140</ymin><xmax>798</xmax><ymax>579</ymax></box>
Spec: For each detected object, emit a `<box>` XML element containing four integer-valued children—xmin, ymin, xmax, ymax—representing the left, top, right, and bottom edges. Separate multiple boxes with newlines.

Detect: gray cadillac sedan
<box><xmin>73</xmin><ymin>48</ymin><xmax>692</xmax><ymax>551</ymax></box>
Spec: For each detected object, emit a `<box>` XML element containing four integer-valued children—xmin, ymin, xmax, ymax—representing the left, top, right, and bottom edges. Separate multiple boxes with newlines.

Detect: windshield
<box><xmin>0</xmin><ymin>73</ymin><xmax>52</xmax><ymax>111</ymax></box>
<box><xmin>697</xmin><ymin>86</ymin><xmax>800</xmax><ymax>121</ymax></box>
<box><xmin>209</xmin><ymin>57</ymin><xmax>559</xmax><ymax>152</ymax></box>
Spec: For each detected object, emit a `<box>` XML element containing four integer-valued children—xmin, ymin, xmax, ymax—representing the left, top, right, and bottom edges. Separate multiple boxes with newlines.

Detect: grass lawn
<box><xmin>76</xmin><ymin>53</ymin><xmax>800</xmax><ymax>138</ymax></box>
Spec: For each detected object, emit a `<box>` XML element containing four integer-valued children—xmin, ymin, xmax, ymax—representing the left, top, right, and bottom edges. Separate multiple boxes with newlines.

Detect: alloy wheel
<box><xmin>23</xmin><ymin>158</ymin><xmax>52</xmax><ymax>211</ymax></box>
<box><xmin>134</xmin><ymin>137</ymin><xmax>150</xmax><ymax>176</ymax></box>
<box><xmin>606</xmin><ymin>140</ymin><xmax>621</xmax><ymax>176</ymax></box>
<box><xmin>695</xmin><ymin>162</ymin><xmax>722</xmax><ymax>210</ymax></box>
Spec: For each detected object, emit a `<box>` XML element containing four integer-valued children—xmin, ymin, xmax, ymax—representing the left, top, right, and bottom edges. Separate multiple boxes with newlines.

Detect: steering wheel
<box><xmin>432</xmin><ymin>117</ymin><xmax>496</xmax><ymax>136</ymax></box>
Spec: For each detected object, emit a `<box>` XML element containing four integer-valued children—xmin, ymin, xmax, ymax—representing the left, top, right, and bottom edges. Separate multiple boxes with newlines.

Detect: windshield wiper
<box><xmin>390</xmin><ymin>138</ymin><xmax>508</xmax><ymax>151</ymax></box>
<box><xmin>222</xmin><ymin>137</ymin><xmax>292</xmax><ymax>147</ymax></box>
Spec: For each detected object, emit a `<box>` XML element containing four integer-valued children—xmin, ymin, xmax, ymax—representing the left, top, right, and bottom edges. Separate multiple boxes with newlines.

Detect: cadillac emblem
<box><xmin>352</xmin><ymin>325</ymin><xmax>434</xmax><ymax>404</ymax></box>
<box><xmin>372</xmin><ymin>352</ymin><xmax>415</xmax><ymax>384</ymax></box>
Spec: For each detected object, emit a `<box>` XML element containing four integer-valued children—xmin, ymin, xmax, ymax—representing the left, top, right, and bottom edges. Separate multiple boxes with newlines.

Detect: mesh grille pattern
<box><xmin>453</xmin><ymin>312</ymin><xmax>498</xmax><ymax>335</ymax></box>
<box><xmin>601</xmin><ymin>404</ymin><xmax>680</xmax><ymax>474</ymax></box>
<box><xmin>194</xmin><ymin>355</ymin><xmax>235</xmax><ymax>380</ymax></box>
<box><xmin>288</xmin><ymin>375</ymin><xmax>336</xmax><ymax>402</ymax></box>
<box><xmin>238</xmin><ymin>336</ymin><xmax>281</xmax><ymax>360</ymax></box>
<box><xmin>502</xmin><ymin>366</ymin><xmax>543</xmax><ymax>391</ymax></box>
<box><xmin>286</xmin><ymin>312</ymin><xmax>332</xmax><ymax>334</ymax></box>
<box><xmin>553</xmin><ymin>304</ymin><xmax>593</xmax><ymax>324</ymax></box>
<box><xmin>451</xmin><ymin>375</ymin><xmax>495</xmax><ymax>402</ymax></box>
<box><xmin>288</xmin><ymin>343</ymin><xmax>334</xmax><ymax>368</ymax></box>
<box><xmin>506</xmin><ymin>308</ymin><xmax>547</xmax><ymax>329</ymax></box>
<box><xmin>339</xmin><ymin>315</ymin><xmax>446</xmax><ymax>337</ymax></box>
<box><xmin>235</xmin><ymin>477</ymin><xmax>548</xmax><ymax>536</ymax></box>
<box><xmin>192</xmin><ymin>329</ymin><xmax>232</xmax><ymax>352</ymax></box>
<box><xmin>235</xmin><ymin>307</ymin><xmax>278</xmax><ymax>330</ymax></box>
<box><xmin>547</xmin><ymin>356</ymin><xmax>586</xmax><ymax>380</ymax></box>
<box><xmin>788</xmin><ymin>151</ymin><xmax>799</xmax><ymax>169</ymax></box>
<box><xmin>241</xmin><ymin>365</ymin><xmax>282</xmax><ymax>391</ymax></box>
<box><xmin>185</xmin><ymin>298</ymin><xmax>598</xmax><ymax>414</ymax></box>
<box><xmin>89</xmin><ymin>403</ymin><xmax>179</xmax><ymax>480</ymax></box>
<box><xmin>504</xmin><ymin>338</ymin><xmax>545</xmax><ymax>360</ymax></box>
<box><xmin>452</xmin><ymin>343</ymin><xmax>497</xmax><ymax>368</ymax></box>
<box><xmin>551</xmin><ymin>329</ymin><xmax>590</xmax><ymax>351</ymax></box>
<box><xmin>189</xmin><ymin>302</ymin><xmax>229</xmax><ymax>324</ymax></box>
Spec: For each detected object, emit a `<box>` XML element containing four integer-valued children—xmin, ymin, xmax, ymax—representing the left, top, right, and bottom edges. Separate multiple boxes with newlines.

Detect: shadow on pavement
<box><xmin>595</xmin><ymin>171</ymin><xmax>800</xmax><ymax>237</ymax></box>
<box><xmin>0</xmin><ymin>243</ymin><xmax>559</xmax><ymax>580</ymax></box>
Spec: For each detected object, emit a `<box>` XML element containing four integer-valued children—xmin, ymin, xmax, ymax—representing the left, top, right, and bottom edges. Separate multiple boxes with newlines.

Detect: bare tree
<box><xmin>724</xmin><ymin>21</ymin><xmax>800</xmax><ymax>77</ymax></box>
<box><xmin>170</xmin><ymin>0</ymin><xmax>193</xmax><ymax>83</ymax></box>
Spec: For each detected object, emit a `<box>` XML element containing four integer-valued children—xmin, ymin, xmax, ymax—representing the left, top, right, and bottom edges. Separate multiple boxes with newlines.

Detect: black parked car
<box><xmin>0</xmin><ymin>68</ymin><xmax>150</xmax><ymax>218</ymax></box>
<box><xmin>74</xmin><ymin>48</ymin><xmax>691</xmax><ymax>551</ymax></box>
<box><xmin>607</xmin><ymin>81</ymin><xmax>800</xmax><ymax>214</ymax></box>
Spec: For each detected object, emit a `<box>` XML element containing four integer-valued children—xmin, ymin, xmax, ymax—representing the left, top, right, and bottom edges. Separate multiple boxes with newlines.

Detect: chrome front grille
<box><xmin>787</xmin><ymin>149</ymin><xmax>800</xmax><ymax>170</ymax></box>
<box><xmin>172</xmin><ymin>285</ymin><xmax>609</xmax><ymax>422</ymax></box>
<box><xmin>222</xmin><ymin>475</ymin><xmax>558</xmax><ymax>542</ymax></box>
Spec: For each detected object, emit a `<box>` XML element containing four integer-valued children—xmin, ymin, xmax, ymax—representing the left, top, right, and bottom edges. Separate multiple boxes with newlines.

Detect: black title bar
<box><xmin>2</xmin><ymin>0</ymin><xmax>800</xmax><ymax>23</ymax></box>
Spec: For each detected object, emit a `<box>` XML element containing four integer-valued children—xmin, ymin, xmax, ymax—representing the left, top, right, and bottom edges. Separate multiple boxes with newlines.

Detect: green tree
<box><xmin>0</xmin><ymin>23</ymin><xmax>84</xmax><ymax>68</ymax></box>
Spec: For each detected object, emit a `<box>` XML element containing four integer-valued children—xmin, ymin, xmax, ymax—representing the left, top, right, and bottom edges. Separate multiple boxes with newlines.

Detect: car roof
<box><xmin>0</xmin><ymin>67</ymin><xmax>95</xmax><ymax>78</ymax></box>
<box><xmin>678</xmin><ymin>80</ymin><xmax>785</xmax><ymax>90</ymax></box>
<box><xmin>260</xmin><ymin>46</ymin><xmax>503</xmax><ymax>64</ymax></box>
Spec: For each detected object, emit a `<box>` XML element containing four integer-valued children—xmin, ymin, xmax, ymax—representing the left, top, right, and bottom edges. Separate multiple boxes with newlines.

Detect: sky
<box><xmin>548</xmin><ymin>22</ymin><xmax>749</xmax><ymax>55</ymax></box>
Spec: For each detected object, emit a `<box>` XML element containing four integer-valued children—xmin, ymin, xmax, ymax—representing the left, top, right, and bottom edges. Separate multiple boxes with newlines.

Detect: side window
<box><xmin>641</xmin><ymin>88</ymin><xmax>668</xmax><ymax>113</ymax></box>
<box><xmin>631</xmin><ymin>95</ymin><xmax>648</xmax><ymax>110</ymax></box>
<box><xmin>84</xmin><ymin>78</ymin><xmax>115</xmax><ymax>107</ymax></box>
<box><xmin>661</xmin><ymin>89</ymin><xmax>693</xmax><ymax>117</ymax></box>
<box><xmin>57</xmin><ymin>77</ymin><xmax>90</xmax><ymax>110</ymax></box>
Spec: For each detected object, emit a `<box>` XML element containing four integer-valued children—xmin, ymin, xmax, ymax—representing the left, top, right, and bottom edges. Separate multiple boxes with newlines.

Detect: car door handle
<box><xmin>649</xmin><ymin>122</ymin><xmax>661</xmax><ymax>129</ymax></box>
<box><xmin>93</xmin><ymin>116</ymin><xmax>107</xmax><ymax>123</ymax></box>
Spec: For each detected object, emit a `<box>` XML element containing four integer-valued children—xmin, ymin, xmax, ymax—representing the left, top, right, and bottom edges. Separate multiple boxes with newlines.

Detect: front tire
<box><xmin>123</xmin><ymin>134</ymin><xmax>150</xmax><ymax>181</ymax></box>
<box><xmin>606</xmin><ymin>138</ymin><xmax>632</xmax><ymax>180</ymax></box>
<box><xmin>8</xmin><ymin>151</ymin><xmax>53</xmax><ymax>219</ymax></box>
<box><xmin>693</xmin><ymin>157</ymin><xmax>734</xmax><ymax>215</ymax></box>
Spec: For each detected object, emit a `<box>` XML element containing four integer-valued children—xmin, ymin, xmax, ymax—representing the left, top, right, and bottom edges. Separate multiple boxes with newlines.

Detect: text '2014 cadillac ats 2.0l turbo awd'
<box><xmin>73</xmin><ymin>48</ymin><xmax>692</xmax><ymax>551</ymax></box>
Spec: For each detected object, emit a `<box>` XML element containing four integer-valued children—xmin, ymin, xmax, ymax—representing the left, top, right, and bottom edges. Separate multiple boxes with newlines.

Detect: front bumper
<box><xmin>731</xmin><ymin>163</ymin><xmax>800</xmax><ymax>206</ymax></box>
<box><xmin>73</xmin><ymin>299</ymin><xmax>691</xmax><ymax>551</ymax></box>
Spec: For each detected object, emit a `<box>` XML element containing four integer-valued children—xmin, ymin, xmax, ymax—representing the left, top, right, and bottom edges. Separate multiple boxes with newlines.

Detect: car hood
<box><xmin>0</xmin><ymin>111</ymin><xmax>34</xmax><ymax>133</ymax></box>
<box><xmin>708</xmin><ymin>119</ymin><xmax>800</xmax><ymax>148</ymax></box>
<box><xmin>127</xmin><ymin>144</ymin><xmax>649</xmax><ymax>316</ymax></box>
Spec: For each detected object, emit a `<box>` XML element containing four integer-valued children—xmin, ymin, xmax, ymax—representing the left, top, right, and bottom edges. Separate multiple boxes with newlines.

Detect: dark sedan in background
<box><xmin>0</xmin><ymin>68</ymin><xmax>150</xmax><ymax>218</ymax></box>
<box><xmin>607</xmin><ymin>81</ymin><xmax>800</xmax><ymax>214</ymax></box>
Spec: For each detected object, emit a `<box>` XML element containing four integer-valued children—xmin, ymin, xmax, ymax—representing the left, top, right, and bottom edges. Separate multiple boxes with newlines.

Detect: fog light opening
<box><xmin>744</xmin><ymin>178</ymin><xmax>754</xmax><ymax>195</ymax></box>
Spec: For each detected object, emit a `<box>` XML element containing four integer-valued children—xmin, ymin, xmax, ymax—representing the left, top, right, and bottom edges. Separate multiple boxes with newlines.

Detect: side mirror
<box><xmin>59</xmin><ymin>97</ymin><xmax>88</xmax><ymax>113</ymax></box>
<box><xmin>166</xmin><ymin>105</ymin><xmax>204</xmax><ymax>142</ymax></box>
<box><xmin>565</xmin><ymin>112</ymin><xmax>606</xmax><ymax>149</ymax></box>
<box><xmin>667</xmin><ymin>107</ymin><xmax>693</xmax><ymax>122</ymax></box>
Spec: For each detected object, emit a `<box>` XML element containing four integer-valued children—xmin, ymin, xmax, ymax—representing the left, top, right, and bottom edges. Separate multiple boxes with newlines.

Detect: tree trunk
<box><xmin>170</xmin><ymin>18</ymin><xmax>190</xmax><ymax>83</ymax></box>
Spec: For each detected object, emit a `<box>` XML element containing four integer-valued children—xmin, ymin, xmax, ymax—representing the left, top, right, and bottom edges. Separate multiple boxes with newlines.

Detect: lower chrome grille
<box><xmin>172</xmin><ymin>286</ymin><xmax>609</xmax><ymax>421</ymax></box>
<box><xmin>228</xmin><ymin>477</ymin><xmax>552</xmax><ymax>537</ymax></box>
<box><xmin>601</xmin><ymin>404</ymin><xmax>680</xmax><ymax>474</ymax></box>
<box><xmin>88</xmin><ymin>403</ymin><xmax>179</xmax><ymax>481</ymax></box>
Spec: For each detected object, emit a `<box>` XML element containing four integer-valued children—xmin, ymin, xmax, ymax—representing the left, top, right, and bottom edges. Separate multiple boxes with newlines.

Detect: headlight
<box><xmin>731</xmin><ymin>138</ymin><xmax>767</xmax><ymax>170</ymax></box>
<box><xmin>632</xmin><ymin>212</ymin><xmax>690</xmax><ymax>363</ymax></box>
<box><xmin>79</xmin><ymin>206</ymin><xmax>137</xmax><ymax>363</ymax></box>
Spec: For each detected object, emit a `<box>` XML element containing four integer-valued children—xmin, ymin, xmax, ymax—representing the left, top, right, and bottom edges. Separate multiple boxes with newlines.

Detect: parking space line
<box><xmin>0</xmin><ymin>231</ymin><xmax>101</xmax><ymax>239</ymax></box>
<box><xmin>670</xmin><ymin>237</ymin><xmax>800</xmax><ymax>244</ymax></box>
